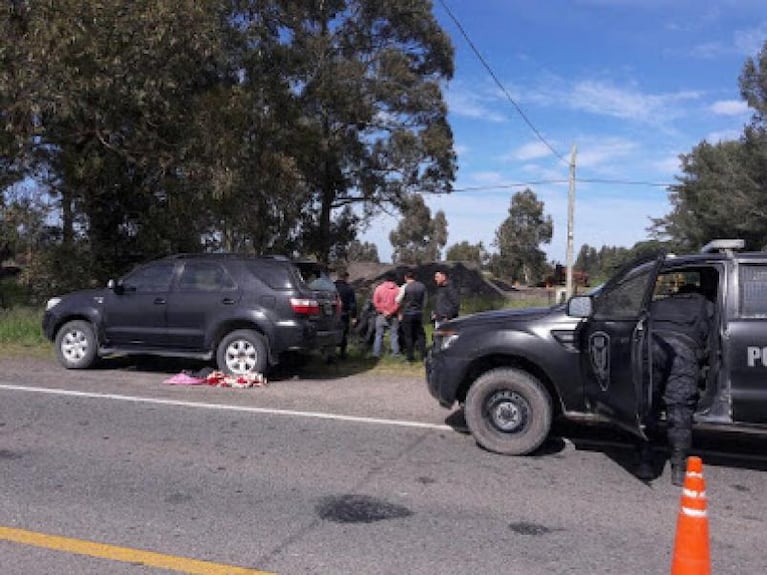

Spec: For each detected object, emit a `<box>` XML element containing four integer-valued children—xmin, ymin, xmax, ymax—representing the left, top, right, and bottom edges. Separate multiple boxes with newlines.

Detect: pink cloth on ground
<box><xmin>163</xmin><ymin>372</ymin><xmax>206</xmax><ymax>385</ymax></box>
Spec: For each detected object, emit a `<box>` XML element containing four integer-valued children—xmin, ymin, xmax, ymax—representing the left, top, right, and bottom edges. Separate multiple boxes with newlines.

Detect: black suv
<box><xmin>42</xmin><ymin>254</ymin><xmax>343</xmax><ymax>375</ymax></box>
<box><xmin>427</xmin><ymin>239</ymin><xmax>767</xmax><ymax>455</ymax></box>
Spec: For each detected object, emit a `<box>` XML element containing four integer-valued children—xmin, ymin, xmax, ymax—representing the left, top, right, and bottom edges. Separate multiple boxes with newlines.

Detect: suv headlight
<box><xmin>434</xmin><ymin>328</ymin><xmax>460</xmax><ymax>351</ymax></box>
<box><xmin>45</xmin><ymin>297</ymin><xmax>62</xmax><ymax>311</ymax></box>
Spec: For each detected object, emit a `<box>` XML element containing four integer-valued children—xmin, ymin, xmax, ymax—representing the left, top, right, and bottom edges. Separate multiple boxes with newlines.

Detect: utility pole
<box><xmin>565</xmin><ymin>144</ymin><xmax>577</xmax><ymax>301</ymax></box>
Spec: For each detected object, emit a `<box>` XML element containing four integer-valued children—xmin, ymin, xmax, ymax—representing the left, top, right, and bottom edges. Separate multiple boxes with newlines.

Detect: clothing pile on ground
<box><xmin>163</xmin><ymin>367</ymin><xmax>267</xmax><ymax>388</ymax></box>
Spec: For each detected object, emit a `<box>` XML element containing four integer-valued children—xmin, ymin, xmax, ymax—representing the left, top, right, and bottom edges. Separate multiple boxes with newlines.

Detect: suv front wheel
<box><xmin>216</xmin><ymin>330</ymin><xmax>268</xmax><ymax>375</ymax></box>
<box><xmin>54</xmin><ymin>320</ymin><xmax>98</xmax><ymax>369</ymax></box>
<box><xmin>464</xmin><ymin>367</ymin><xmax>552</xmax><ymax>455</ymax></box>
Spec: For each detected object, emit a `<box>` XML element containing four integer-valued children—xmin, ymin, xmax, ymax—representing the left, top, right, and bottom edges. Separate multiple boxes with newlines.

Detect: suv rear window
<box><xmin>294</xmin><ymin>261</ymin><xmax>336</xmax><ymax>292</ymax></box>
<box><xmin>243</xmin><ymin>260</ymin><xmax>297</xmax><ymax>290</ymax></box>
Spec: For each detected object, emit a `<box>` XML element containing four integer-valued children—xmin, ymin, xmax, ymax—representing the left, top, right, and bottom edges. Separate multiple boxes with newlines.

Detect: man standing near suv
<box><xmin>432</xmin><ymin>268</ymin><xmax>460</xmax><ymax>329</ymax></box>
<box><xmin>397</xmin><ymin>269</ymin><xmax>427</xmax><ymax>362</ymax></box>
<box><xmin>372</xmin><ymin>272</ymin><xmax>401</xmax><ymax>358</ymax></box>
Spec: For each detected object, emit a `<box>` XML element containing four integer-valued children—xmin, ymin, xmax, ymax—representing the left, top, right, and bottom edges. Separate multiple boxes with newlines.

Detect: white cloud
<box><xmin>569</xmin><ymin>81</ymin><xmax>700</xmax><ymax>124</ymax></box>
<box><xmin>508</xmin><ymin>141</ymin><xmax>552</xmax><ymax>161</ymax></box>
<box><xmin>734</xmin><ymin>23</ymin><xmax>767</xmax><ymax>56</ymax></box>
<box><xmin>705</xmin><ymin>129</ymin><xmax>742</xmax><ymax>143</ymax></box>
<box><xmin>709</xmin><ymin>99</ymin><xmax>749</xmax><ymax>115</ymax></box>
<box><xmin>690</xmin><ymin>22</ymin><xmax>767</xmax><ymax>59</ymax></box>
<box><xmin>653</xmin><ymin>155</ymin><xmax>682</xmax><ymax>176</ymax></box>
<box><xmin>575</xmin><ymin>137</ymin><xmax>638</xmax><ymax>170</ymax></box>
<box><xmin>446</xmin><ymin>87</ymin><xmax>507</xmax><ymax>123</ymax></box>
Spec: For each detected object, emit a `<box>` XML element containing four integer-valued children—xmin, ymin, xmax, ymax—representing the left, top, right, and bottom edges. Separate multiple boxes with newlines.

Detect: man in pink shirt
<box><xmin>372</xmin><ymin>272</ymin><xmax>401</xmax><ymax>358</ymax></box>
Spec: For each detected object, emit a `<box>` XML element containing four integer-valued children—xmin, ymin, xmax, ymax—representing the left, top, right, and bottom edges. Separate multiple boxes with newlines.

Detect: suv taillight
<box><xmin>291</xmin><ymin>297</ymin><xmax>320</xmax><ymax>316</ymax></box>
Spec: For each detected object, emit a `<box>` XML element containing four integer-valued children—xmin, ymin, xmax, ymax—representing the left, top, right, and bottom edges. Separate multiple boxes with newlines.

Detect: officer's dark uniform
<box><xmin>646</xmin><ymin>288</ymin><xmax>713</xmax><ymax>485</ymax></box>
<box><xmin>334</xmin><ymin>276</ymin><xmax>357</xmax><ymax>359</ymax></box>
<box><xmin>400</xmin><ymin>278</ymin><xmax>427</xmax><ymax>362</ymax></box>
<box><xmin>433</xmin><ymin>281</ymin><xmax>460</xmax><ymax>328</ymax></box>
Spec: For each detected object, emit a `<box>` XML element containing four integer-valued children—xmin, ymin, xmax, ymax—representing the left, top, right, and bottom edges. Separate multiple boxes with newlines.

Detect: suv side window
<box><xmin>739</xmin><ymin>264</ymin><xmax>767</xmax><ymax>317</ymax></box>
<box><xmin>178</xmin><ymin>261</ymin><xmax>237</xmax><ymax>292</ymax></box>
<box><xmin>593</xmin><ymin>260</ymin><xmax>656</xmax><ymax>319</ymax></box>
<box><xmin>123</xmin><ymin>262</ymin><xmax>175</xmax><ymax>293</ymax></box>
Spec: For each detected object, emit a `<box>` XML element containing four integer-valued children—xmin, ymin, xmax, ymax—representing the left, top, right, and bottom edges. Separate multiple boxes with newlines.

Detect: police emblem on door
<box><xmin>589</xmin><ymin>331</ymin><xmax>610</xmax><ymax>391</ymax></box>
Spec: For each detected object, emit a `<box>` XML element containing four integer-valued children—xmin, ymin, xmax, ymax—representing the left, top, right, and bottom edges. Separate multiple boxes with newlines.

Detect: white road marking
<box><xmin>0</xmin><ymin>383</ymin><xmax>452</xmax><ymax>431</ymax></box>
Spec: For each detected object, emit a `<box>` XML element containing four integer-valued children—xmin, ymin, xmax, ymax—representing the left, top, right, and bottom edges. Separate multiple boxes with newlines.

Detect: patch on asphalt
<box><xmin>508</xmin><ymin>521</ymin><xmax>555</xmax><ymax>536</ymax></box>
<box><xmin>0</xmin><ymin>449</ymin><xmax>22</xmax><ymax>460</ymax></box>
<box><xmin>165</xmin><ymin>492</ymin><xmax>194</xmax><ymax>505</ymax></box>
<box><xmin>316</xmin><ymin>494</ymin><xmax>413</xmax><ymax>524</ymax></box>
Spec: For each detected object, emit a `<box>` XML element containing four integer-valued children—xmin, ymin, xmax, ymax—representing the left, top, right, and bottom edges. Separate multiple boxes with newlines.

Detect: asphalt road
<box><xmin>0</xmin><ymin>355</ymin><xmax>765</xmax><ymax>574</ymax></box>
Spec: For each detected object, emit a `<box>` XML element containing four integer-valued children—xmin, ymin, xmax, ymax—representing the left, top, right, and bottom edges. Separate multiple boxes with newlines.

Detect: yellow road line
<box><xmin>0</xmin><ymin>526</ymin><xmax>275</xmax><ymax>575</ymax></box>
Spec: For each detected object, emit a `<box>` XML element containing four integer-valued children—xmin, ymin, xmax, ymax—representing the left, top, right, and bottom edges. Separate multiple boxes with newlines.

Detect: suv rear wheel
<box><xmin>464</xmin><ymin>367</ymin><xmax>552</xmax><ymax>455</ymax></box>
<box><xmin>55</xmin><ymin>320</ymin><xmax>98</xmax><ymax>369</ymax></box>
<box><xmin>216</xmin><ymin>330</ymin><xmax>268</xmax><ymax>375</ymax></box>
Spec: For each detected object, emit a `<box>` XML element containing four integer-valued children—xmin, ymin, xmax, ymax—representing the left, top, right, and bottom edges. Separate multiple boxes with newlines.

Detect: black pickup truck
<box><xmin>426</xmin><ymin>239</ymin><xmax>767</xmax><ymax>455</ymax></box>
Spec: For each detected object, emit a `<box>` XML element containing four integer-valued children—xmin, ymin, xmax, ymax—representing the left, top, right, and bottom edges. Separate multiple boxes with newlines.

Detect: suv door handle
<box><xmin>154</xmin><ymin>297</ymin><xmax>166</xmax><ymax>305</ymax></box>
<box><xmin>221</xmin><ymin>298</ymin><xmax>236</xmax><ymax>305</ymax></box>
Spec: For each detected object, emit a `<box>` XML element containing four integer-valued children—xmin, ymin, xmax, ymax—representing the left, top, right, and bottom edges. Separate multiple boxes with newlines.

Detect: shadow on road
<box><xmin>443</xmin><ymin>408</ymin><xmax>767</xmax><ymax>480</ymax></box>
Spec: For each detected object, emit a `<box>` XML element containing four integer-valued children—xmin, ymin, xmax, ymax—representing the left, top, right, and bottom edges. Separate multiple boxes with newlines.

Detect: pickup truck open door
<box><xmin>576</xmin><ymin>257</ymin><xmax>664</xmax><ymax>438</ymax></box>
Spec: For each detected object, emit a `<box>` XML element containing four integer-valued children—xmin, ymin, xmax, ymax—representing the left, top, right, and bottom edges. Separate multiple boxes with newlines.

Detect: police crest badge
<box><xmin>589</xmin><ymin>331</ymin><xmax>611</xmax><ymax>391</ymax></box>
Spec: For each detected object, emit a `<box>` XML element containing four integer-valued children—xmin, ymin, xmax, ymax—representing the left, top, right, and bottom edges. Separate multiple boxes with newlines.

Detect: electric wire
<box><xmin>440</xmin><ymin>178</ymin><xmax>674</xmax><ymax>194</ymax></box>
<box><xmin>437</xmin><ymin>0</ymin><xmax>570</xmax><ymax>167</ymax></box>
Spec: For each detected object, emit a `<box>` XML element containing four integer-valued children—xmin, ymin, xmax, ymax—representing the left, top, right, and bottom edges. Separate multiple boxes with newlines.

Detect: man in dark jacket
<box><xmin>397</xmin><ymin>270</ymin><xmax>427</xmax><ymax>362</ymax></box>
<box><xmin>432</xmin><ymin>268</ymin><xmax>460</xmax><ymax>329</ymax></box>
<box><xmin>334</xmin><ymin>271</ymin><xmax>357</xmax><ymax>359</ymax></box>
<box><xmin>639</xmin><ymin>285</ymin><xmax>714</xmax><ymax>485</ymax></box>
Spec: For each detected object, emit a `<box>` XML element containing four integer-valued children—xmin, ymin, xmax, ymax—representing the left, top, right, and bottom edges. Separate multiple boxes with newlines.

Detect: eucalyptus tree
<box><xmin>277</xmin><ymin>0</ymin><xmax>456</xmax><ymax>262</ymax></box>
<box><xmin>651</xmin><ymin>38</ymin><xmax>767</xmax><ymax>252</ymax></box>
<box><xmin>492</xmin><ymin>189</ymin><xmax>552</xmax><ymax>285</ymax></box>
<box><xmin>389</xmin><ymin>193</ymin><xmax>447</xmax><ymax>264</ymax></box>
<box><xmin>2</xmin><ymin>1</ymin><xmax>237</xmax><ymax>278</ymax></box>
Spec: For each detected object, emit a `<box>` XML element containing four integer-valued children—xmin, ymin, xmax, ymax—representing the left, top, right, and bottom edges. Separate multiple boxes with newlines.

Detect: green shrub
<box><xmin>0</xmin><ymin>306</ymin><xmax>46</xmax><ymax>346</ymax></box>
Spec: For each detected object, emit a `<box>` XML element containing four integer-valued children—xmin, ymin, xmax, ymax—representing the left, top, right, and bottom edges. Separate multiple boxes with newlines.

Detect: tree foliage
<box><xmin>346</xmin><ymin>239</ymin><xmax>380</xmax><ymax>262</ymax></box>
<box><xmin>491</xmin><ymin>189</ymin><xmax>552</xmax><ymax>284</ymax></box>
<box><xmin>280</xmin><ymin>0</ymin><xmax>455</xmax><ymax>262</ymax></box>
<box><xmin>0</xmin><ymin>0</ymin><xmax>455</xmax><ymax>292</ymax></box>
<box><xmin>389</xmin><ymin>193</ymin><xmax>447</xmax><ymax>264</ymax></box>
<box><xmin>652</xmin><ymin>38</ymin><xmax>767</xmax><ymax>251</ymax></box>
<box><xmin>446</xmin><ymin>240</ymin><xmax>489</xmax><ymax>267</ymax></box>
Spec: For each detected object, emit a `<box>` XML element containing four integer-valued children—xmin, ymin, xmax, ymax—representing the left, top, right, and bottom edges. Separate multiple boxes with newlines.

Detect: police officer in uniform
<box><xmin>639</xmin><ymin>284</ymin><xmax>714</xmax><ymax>485</ymax></box>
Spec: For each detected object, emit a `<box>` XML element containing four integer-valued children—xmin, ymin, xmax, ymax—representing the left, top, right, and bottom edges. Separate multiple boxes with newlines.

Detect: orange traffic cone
<box><xmin>670</xmin><ymin>456</ymin><xmax>710</xmax><ymax>575</ymax></box>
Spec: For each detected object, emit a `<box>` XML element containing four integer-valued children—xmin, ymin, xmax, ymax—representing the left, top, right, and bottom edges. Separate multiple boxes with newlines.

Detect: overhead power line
<box><xmin>441</xmin><ymin>178</ymin><xmax>674</xmax><ymax>193</ymax></box>
<box><xmin>437</xmin><ymin>0</ymin><xmax>569</xmax><ymax>166</ymax></box>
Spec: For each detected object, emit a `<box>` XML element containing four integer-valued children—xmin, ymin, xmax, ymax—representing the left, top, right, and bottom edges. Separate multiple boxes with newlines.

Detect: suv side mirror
<box><xmin>108</xmin><ymin>279</ymin><xmax>125</xmax><ymax>295</ymax></box>
<box><xmin>567</xmin><ymin>295</ymin><xmax>593</xmax><ymax>318</ymax></box>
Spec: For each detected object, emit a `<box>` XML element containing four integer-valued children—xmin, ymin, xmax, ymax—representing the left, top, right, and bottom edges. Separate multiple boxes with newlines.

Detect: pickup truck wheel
<box><xmin>217</xmin><ymin>330</ymin><xmax>268</xmax><ymax>375</ymax></box>
<box><xmin>464</xmin><ymin>368</ymin><xmax>552</xmax><ymax>455</ymax></box>
<box><xmin>54</xmin><ymin>320</ymin><xmax>98</xmax><ymax>369</ymax></box>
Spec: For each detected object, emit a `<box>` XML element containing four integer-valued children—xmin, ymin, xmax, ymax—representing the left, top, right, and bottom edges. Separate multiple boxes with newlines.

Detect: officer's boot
<box><xmin>669</xmin><ymin>449</ymin><xmax>687</xmax><ymax>486</ymax></box>
<box><xmin>635</xmin><ymin>442</ymin><xmax>654</xmax><ymax>481</ymax></box>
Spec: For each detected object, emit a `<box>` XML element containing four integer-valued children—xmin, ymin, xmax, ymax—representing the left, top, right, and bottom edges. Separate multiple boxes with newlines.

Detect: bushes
<box><xmin>17</xmin><ymin>244</ymin><xmax>97</xmax><ymax>305</ymax></box>
<box><xmin>0</xmin><ymin>306</ymin><xmax>46</xmax><ymax>346</ymax></box>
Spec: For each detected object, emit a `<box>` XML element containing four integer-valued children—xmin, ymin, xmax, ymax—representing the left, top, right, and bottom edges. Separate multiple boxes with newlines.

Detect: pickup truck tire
<box><xmin>216</xmin><ymin>329</ymin><xmax>268</xmax><ymax>375</ymax></box>
<box><xmin>54</xmin><ymin>320</ymin><xmax>98</xmax><ymax>370</ymax></box>
<box><xmin>464</xmin><ymin>367</ymin><xmax>552</xmax><ymax>455</ymax></box>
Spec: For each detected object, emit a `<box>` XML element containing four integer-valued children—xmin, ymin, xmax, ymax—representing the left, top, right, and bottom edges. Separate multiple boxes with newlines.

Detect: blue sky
<box><xmin>361</xmin><ymin>0</ymin><xmax>767</xmax><ymax>264</ymax></box>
